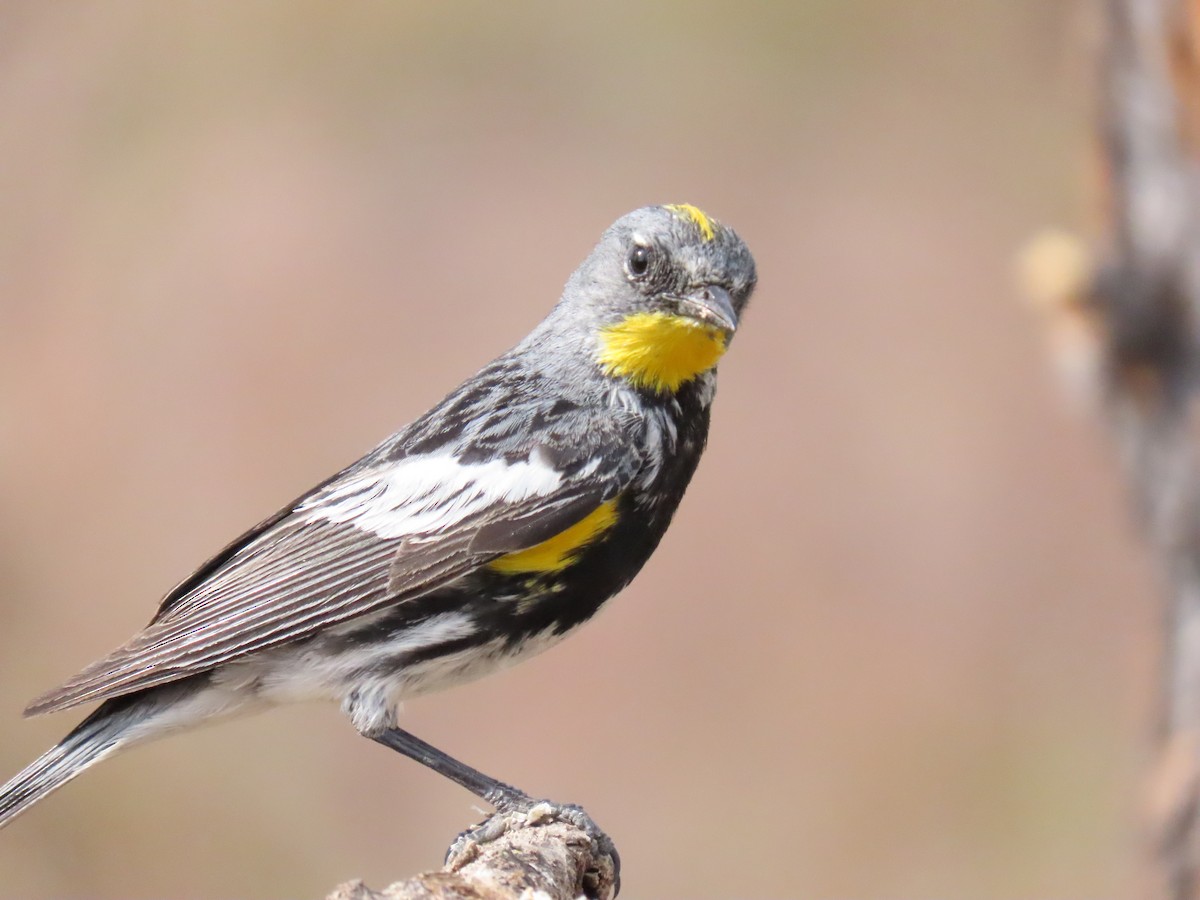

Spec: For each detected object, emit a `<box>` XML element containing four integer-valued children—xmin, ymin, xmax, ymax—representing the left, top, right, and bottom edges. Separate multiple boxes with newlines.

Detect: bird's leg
<box><xmin>370</xmin><ymin>725</ymin><xmax>529</xmax><ymax>809</ymax></box>
<box><xmin>368</xmin><ymin>726</ymin><xmax>620</xmax><ymax>895</ymax></box>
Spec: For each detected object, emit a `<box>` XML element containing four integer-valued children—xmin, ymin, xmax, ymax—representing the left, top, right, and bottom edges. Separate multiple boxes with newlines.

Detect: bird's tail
<box><xmin>0</xmin><ymin>699</ymin><xmax>138</xmax><ymax>830</ymax></box>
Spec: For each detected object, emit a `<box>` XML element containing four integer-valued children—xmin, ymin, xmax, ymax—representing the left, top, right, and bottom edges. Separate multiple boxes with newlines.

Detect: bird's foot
<box><xmin>445</xmin><ymin>793</ymin><xmax>620</xmax><ymax>898</ymax></box>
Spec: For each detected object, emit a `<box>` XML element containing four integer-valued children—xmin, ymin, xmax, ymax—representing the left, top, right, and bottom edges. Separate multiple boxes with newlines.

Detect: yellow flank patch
<box><xmin>598</xmin><ymin>311</ymin><xmax>727</xmax><ymax>392</ymax></box>
<box><xmin>665</xmin><ymin>203</ymin><xmax>716</xmax><ymax>242</ymax></box>
<box><xmin>490</xmin><ymin>499</ymin><xmax>619</xmax><ymax>575</ymax></box>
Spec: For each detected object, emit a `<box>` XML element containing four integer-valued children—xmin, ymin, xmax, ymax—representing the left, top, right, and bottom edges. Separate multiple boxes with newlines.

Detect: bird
<box><xmin>0</xmin><ymin>203</ymin><xmax>757</xmax><ymax>834</ymax></box>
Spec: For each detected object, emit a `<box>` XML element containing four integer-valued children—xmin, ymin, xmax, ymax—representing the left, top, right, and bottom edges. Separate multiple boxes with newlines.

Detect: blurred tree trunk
<box><xmin>1091</xmin><ymin>1</ymin><xmax>1200</xmax><ymax>897</ymax></box>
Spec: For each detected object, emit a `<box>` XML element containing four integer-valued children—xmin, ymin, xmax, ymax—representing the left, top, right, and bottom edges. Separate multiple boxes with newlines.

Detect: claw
<box><xmin>443</xmin><ymin>798</ymin><xmax>621</xmax><ymax>898</ymax></box>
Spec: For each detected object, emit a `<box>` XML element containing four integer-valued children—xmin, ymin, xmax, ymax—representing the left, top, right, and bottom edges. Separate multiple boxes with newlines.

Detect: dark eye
<box><xmin>626</xmin><ymin>244</ymin><xmax>653</xmax><ymax>279</ymax></box>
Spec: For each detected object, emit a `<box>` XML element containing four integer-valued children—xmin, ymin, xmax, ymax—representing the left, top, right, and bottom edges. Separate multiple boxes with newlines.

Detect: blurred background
<box><xmin>0</xmin><ymin>2</ymin><xmax>1152</xmax><ymax>898</ymax></box>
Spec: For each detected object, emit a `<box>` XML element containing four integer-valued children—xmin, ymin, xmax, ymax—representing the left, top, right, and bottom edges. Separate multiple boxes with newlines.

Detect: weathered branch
<box><xmin>324</xmin><ymin>805</ymin><xmax>619</xmax><ymax>900</ymax></box>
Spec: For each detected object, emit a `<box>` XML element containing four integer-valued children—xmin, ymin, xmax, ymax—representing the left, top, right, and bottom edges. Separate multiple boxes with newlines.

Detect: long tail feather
<box><xmin>0</xmin><ymin>701</ymin><xmax>135</xmax><ymax>829</ymax></box>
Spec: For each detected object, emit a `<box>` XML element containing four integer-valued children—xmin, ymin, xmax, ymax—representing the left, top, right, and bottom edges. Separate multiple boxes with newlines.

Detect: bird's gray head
<box><xmin>547</xmin><ymin>204</ymin><xmax>757</xmax><ymax>394</ymax></box>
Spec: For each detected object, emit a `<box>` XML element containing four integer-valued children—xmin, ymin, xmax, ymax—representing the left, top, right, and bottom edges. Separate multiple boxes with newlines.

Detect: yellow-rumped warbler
<box><xmin>0</xmin><ymin>204</ymin><xmax>756</xmax><ymax>832</ymax></box>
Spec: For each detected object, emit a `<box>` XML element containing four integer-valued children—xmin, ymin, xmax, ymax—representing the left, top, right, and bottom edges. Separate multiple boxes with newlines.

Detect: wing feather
<box><xmin>27</xmin><ymin>416</ymin><xmax>640</xmax><ymax>716</ymax></box>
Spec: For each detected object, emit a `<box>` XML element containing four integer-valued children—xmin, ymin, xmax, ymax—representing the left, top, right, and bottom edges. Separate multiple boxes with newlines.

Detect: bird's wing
<box><xmin>26</xmin><ymin>418</ymin><xmax>641</xmax><ymax>716</ymax></box>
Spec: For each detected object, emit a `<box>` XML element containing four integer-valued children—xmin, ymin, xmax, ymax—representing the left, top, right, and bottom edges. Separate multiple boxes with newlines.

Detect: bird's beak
<box><xmin>671</xmin><ymin>285</ymin><xmax>738</xmax><ymax>337</ymax></box>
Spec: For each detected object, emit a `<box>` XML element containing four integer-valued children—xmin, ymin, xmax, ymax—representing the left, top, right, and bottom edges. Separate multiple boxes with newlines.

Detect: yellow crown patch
<box><xmin>665</xmin><ymin>204</ymin><xmax>716</xmax><ymax>242</ymax></box>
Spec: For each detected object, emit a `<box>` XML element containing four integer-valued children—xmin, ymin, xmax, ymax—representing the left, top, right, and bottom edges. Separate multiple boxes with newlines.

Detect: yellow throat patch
<box><xmin>490</xmin><ymin>499</ymin><xmax>619</xmax><ymax>575</ymax></box>
<box><xmin>665</xmin><ymin>203</ymin><xmax>716</xmax><ymax>241</ymax></box>
<box><xmin>597</xmin><ymin>312</ymin><xmax>728</xmax><ymax>393</ymax></box>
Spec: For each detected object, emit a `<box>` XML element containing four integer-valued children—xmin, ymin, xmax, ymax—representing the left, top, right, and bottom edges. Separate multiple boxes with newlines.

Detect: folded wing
<box><xmin>27</xmin><ymin>420</ymin><xmax>640</xmax><ymax>715</ymax></box>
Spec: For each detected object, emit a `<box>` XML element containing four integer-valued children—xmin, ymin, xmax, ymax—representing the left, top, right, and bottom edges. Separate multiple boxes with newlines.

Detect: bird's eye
<box><xmin>626</xmin><ymin>244</ymin><xmax>653</xmax><ymax>279</ymax></box>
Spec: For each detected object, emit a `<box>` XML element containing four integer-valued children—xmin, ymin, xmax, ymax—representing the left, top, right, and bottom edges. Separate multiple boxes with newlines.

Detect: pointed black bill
<box><xmin>672</xmin><ymin>285</ymin><xmax>738</xmax><ymax>336</ymax></box>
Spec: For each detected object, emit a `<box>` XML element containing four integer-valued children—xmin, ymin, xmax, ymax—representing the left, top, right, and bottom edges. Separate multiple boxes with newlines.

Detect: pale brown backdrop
<box><xmin>0</xmin><ymin>3</ymin><xmax>1151</xmax><ymax>898</ymax></box>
